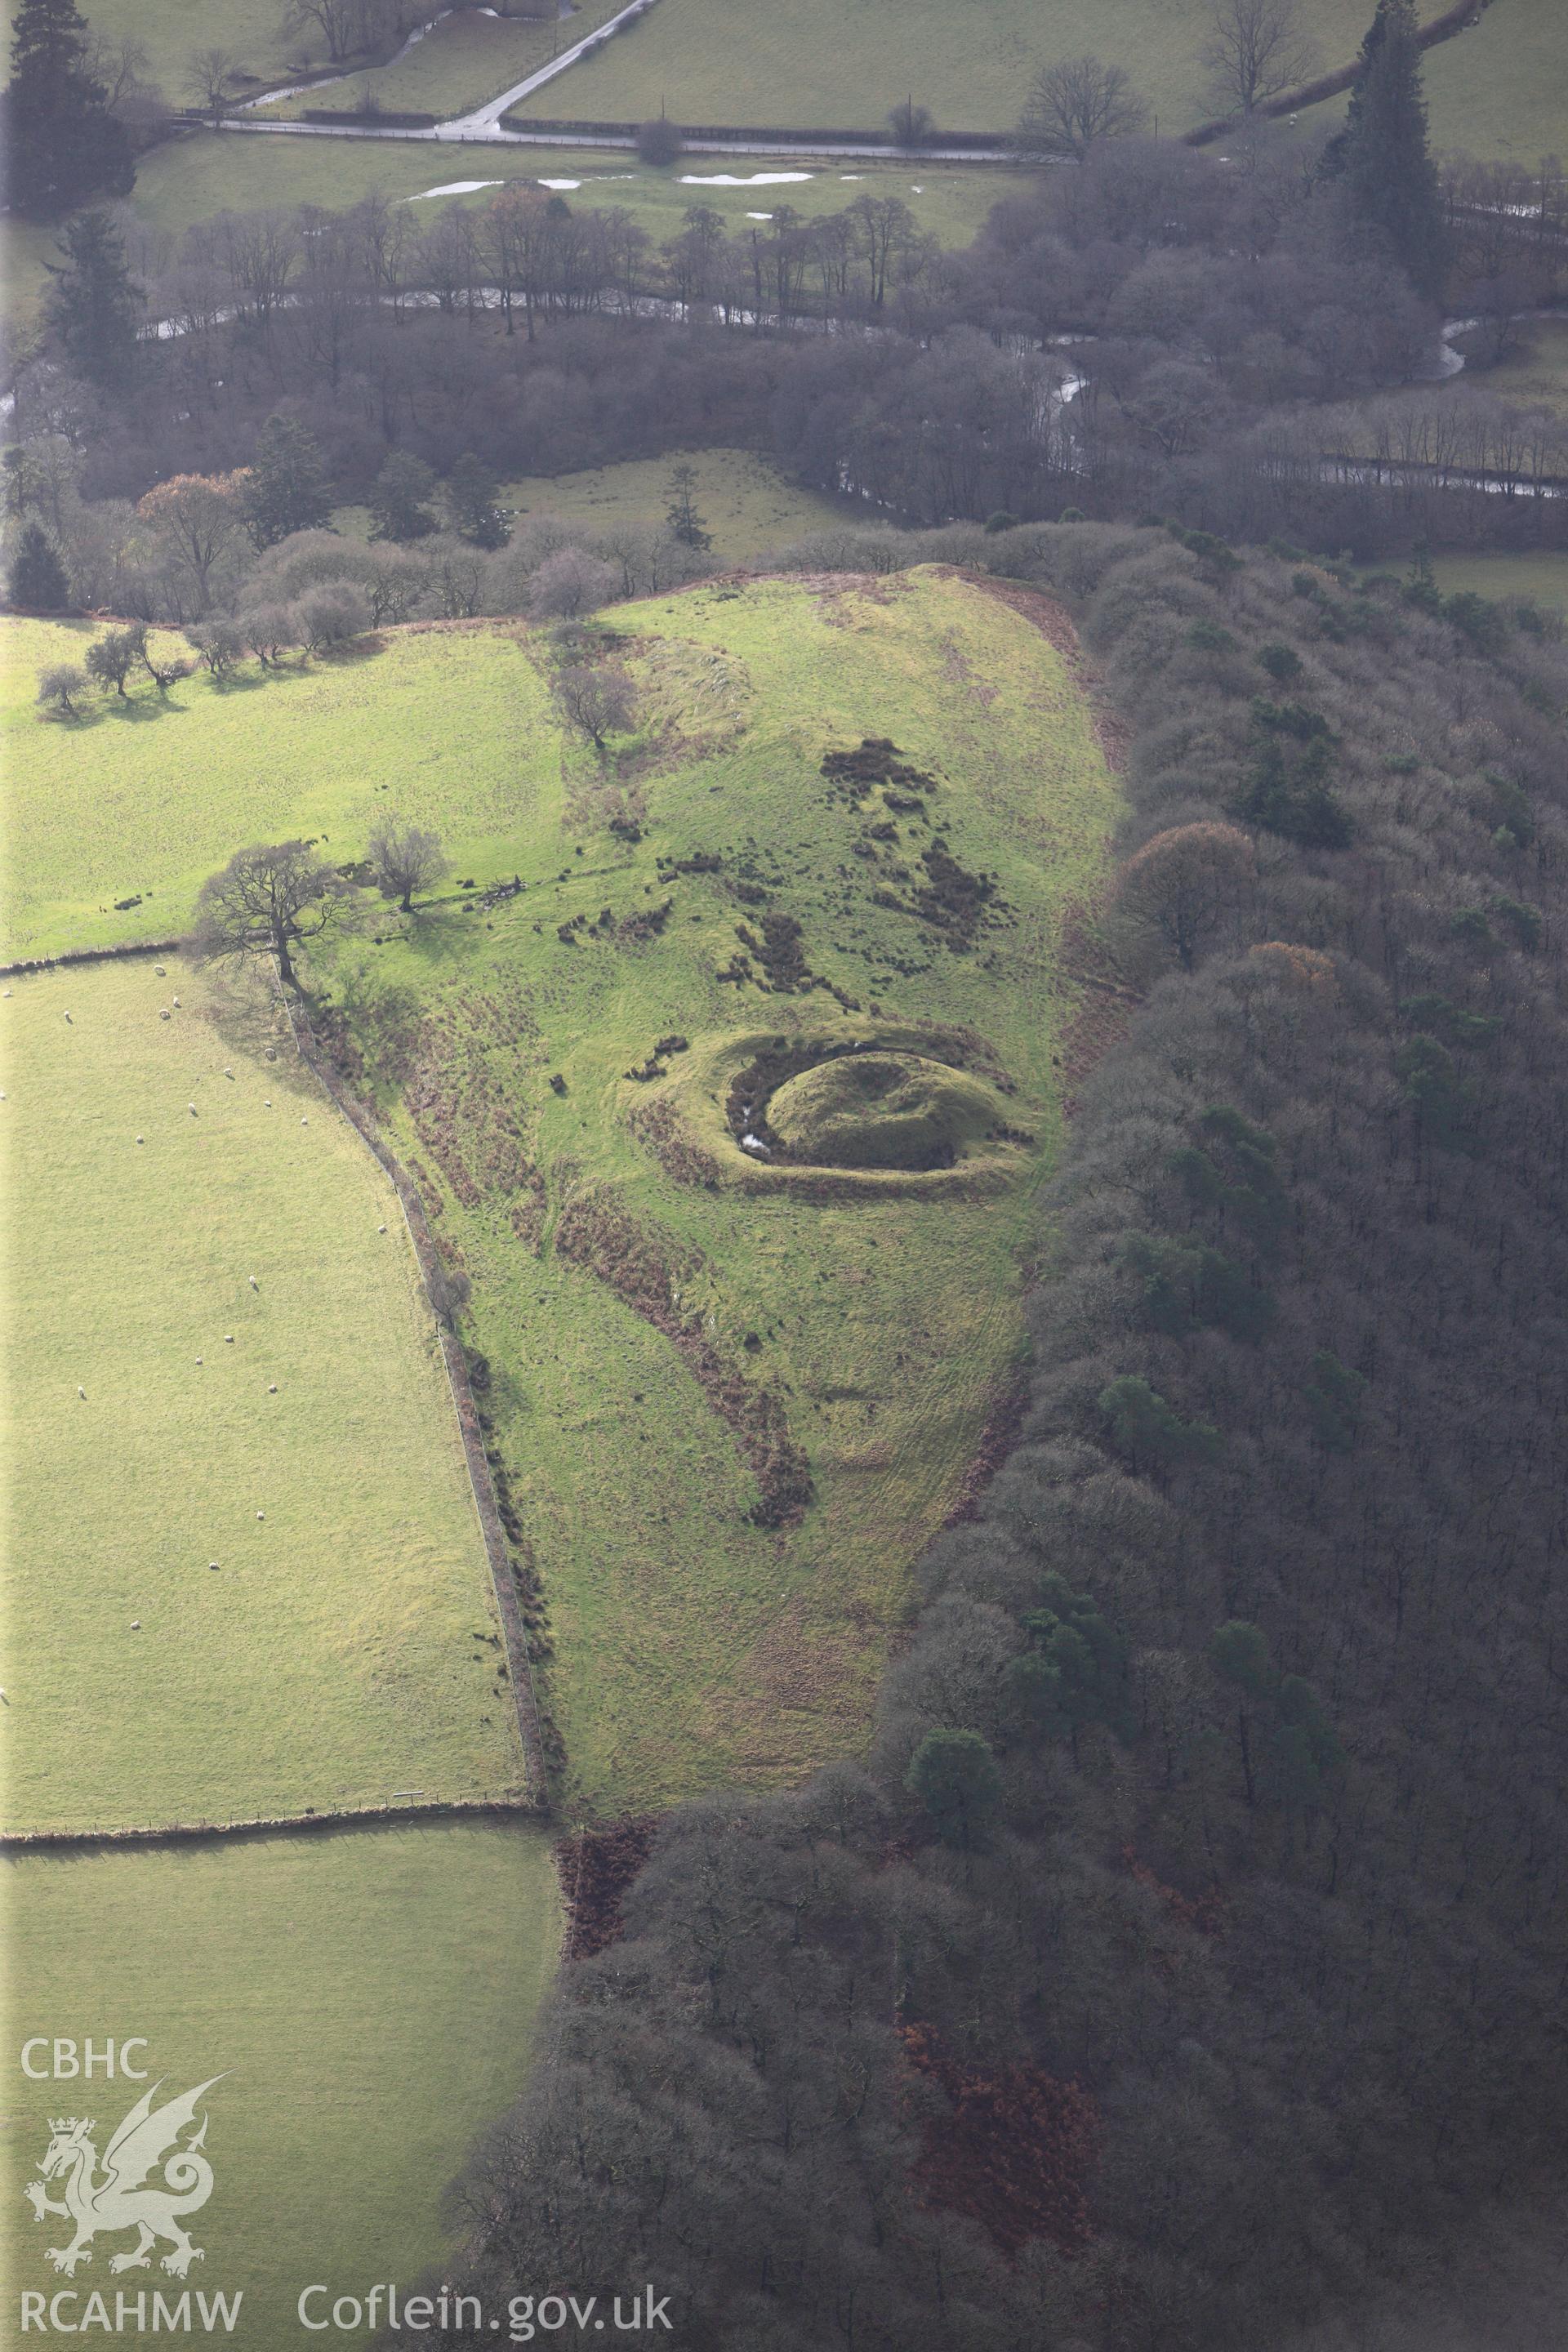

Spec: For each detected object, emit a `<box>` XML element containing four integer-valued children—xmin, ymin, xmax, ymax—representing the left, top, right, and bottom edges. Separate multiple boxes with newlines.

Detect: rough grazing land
<box><xmin>1</xmin><ymin>954</ymin><xmax>527</xmax><ymax>1834</ymax></box>
<box><xmin>6</xmin><ymin>572</ymin><xmax>1118</xmax><ymax>1820</ymax></box>
<box><xmin>1</xmin><ymin>1822</ymin><xmax>559</xmax><ymax>2341</ymax></box>
<box><xmin>318</xmin><ymin>569</ymin><xmax>1118</xmax><ymax>1814</ymax></box>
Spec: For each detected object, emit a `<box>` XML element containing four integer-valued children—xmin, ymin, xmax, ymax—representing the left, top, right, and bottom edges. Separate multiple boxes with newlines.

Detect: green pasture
<box><xmin>0</xmin><ymin>0</ymin><xmax>299</xmax><ymax>100</ymax></box>
<box><xmin>2</xmin><ymin>1820</ymin><xmax>559</xmax><ymax>2344</ymax></box>
<box><xmin>5</xmin><ymin>573</ymin><xmax>1118</xmax><ymax>1815</ymax></box>
<box><xmin>1458</xmin><ymin>318</ymin><xmax>1568</xmax><ymax>423</ymax></box>
<box><xmin>1429</xmin><ymin>550</ymin><xmax>1568</xmax><ymax>611</ymax></box>
<box><xmin>256</xmin><ymin>2</ymin><xmax>625</xmax><ymax>122</ymax></box>
<box><xmin>0</xmin><ymin>135</ymin><xmax>1031</xmax><ymax>323</ymax></box>
<box><xmin>1</xmin><ymin>620</ymin><xmax>560</xmax><ymax>961</ymax></box>
<box><xmin>505</xmin><ymin>0</ymin><xmax>1449</xmax><ymax>136</ymax></box>
<box><xmin>1419</xmin><ymin>0</ymin><xmax>1566</xmax><ymax>167</ymax></box>
<box><xmin>1</xmin><ymin>951</ymin><xmax>528</xmax><ymax>1834</ymax></box>
<box><xmin>332</xmin><ymin>447</ymin><xmax>847</xmax><ymax>563</ymax></box>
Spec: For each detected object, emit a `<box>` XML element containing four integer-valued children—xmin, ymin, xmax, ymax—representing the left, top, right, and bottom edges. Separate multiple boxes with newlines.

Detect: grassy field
<box><xmin>1</xmin><ymin>951</ymin><xmax>528</xmax><ymax>1834</ymax></box>
<box><xmin>2</xmin><ymin>1820</ymin><xmax>559</xmax><ymax>2341</ymax></box>
<box><xmin>2</xmin><ymin>619</ymin><xmax>561</xmax><ymax>961</ymax></box>
<box><xmin>332</xmin><ymin>447</ymin><xmax>847</xmax><ymax>562</ymax></box>
<box><xmin>505</xmin><ymin>0</ymin><xmax>1462</xmax><ymax>136</ymax></box>
<box><xmin>256</xmin><ymin>2</ymin><xmax>626</xmax><ymax>122</ymax></box>
<box><xmin>1456</xmin><ymin>318</ymin><xmax>1568</xmax><ymax>423</ymax></box>
<box><xmin>0</xmin><ymin>0</ymin><xmax>299</xmax><ymax>99</ymax></box>
<box><xmin>503</xmin><ymin>447</ymin><xmax>844</xmax><ymax>559</ymax></box>
<box><xmin>6</xmin><ymin>573</ymin><xmax>1118</xmax><ymax>1817</ymax></box>
<box><xmin>0</xmin><ymin>136</ymin><xmax>1031</xmax><ymax>326</ymax></box>
<box><xmin>1419</xmin><ymin>0</ymin><xmax>1566</xmax><ymax>167</ymax></box>
<box><xmin>1429</xmin><ymin>551</ymin><xmax>1568</xmax><ymax>610</ymax></box>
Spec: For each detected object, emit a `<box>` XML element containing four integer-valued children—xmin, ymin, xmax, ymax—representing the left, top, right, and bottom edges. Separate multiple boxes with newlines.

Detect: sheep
<box><xmin>159</xmin><ymin>1009</ymin><xmax>171</xmax><ymax>1021</ymax></box>
<box><xmin>208</xmin><ymin>1562</ymin><xmax>220</xmax><ymax>1571</ymax></box>
<box><xmin>301</xmin><ymin>1116</ymin><xmax>309</xmax><ymax>1126</ymax></box>
<box><xmin>225</xmin><ymin>1334</ymin><xmax>234</xmax><ymax>1344</ymax></box>
<box><xmin>172</xmin><ymin>996</ymin><xmax>180</xmax><ymax>1006</ymax></box>
<box><xmin>64</xmin><ymin>1011</ymin><xmax>73</xmax><ymax>1022</ymax></box>
<box><xmin>248</xmin><ymin>1276</ymin><xmax>258</xmax><ymax>1289</ymax></box>
<box><xmin>136</xmin><ymin>1135</ymin><xmax>144</xmax><ymax>1143</ymax></box>
<box><xmin>268</xmin><ymin>1383</ymin><xmax>278</xmax><ymax>1394</ymax></box>
<box><xmin>130</xmin><ymin>1620</ymin><xmax>140</xmax><ymax>1631</ymax></box>
<box><xmin>224</xmin><ymin>1067</ymin><xmax>234</xmax><ymax>1080</ymax></box>
<box><xmin>379</xmin><ymin>1224</ymin><xmax>387</xmax><ymax>1234</ymax></box>
<box><xmin>155</xmin><ymin>966</ymin><xmax>167</xmax><ymax>977</ymax></box>
<box><xmin>78</xmin><ymin>1386</ymin><xmax>86</xmax><ymax>1399</ymax></box>
<box><xmin>189</xmin><ymin>1104</ymin><xmax>198</xmax><ymax>1116</ymax></box>
<box><xmin>256</xmin><ymin>1511</ymin><xmax>265</xmax><ymax>1521</ymax></box>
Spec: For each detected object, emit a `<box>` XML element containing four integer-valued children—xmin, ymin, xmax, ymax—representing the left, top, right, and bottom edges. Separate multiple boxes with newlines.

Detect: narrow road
<box><xmin>219</xmin><ymin>115</ymin><xmax>1017</xmax><ymax>159</ymax></box>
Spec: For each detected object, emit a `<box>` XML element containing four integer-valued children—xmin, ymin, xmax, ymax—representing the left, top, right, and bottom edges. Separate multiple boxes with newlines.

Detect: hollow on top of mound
<box><xmin>768</xmin><ymin>1052</ymin><xmax>1004</xmax><ymax>1171</ymax></box>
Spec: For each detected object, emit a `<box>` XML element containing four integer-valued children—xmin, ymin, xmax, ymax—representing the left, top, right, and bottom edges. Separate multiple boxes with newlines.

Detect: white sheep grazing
<box><xmin>248</xmin><ymin>1276</ymin><xmax>258</xmax><ymax>1289</ymax></box>
<box><xmin>64</xmin><ymin>1012</ymin><xmax>73</xmax><ymax>1022</ymax></box>
<box><xmin>172</xmin><ymin>996</ymin><xmax>180</xmax><ymax>1006</ymax></box>
<box><xmin>78</xmin><ymin>1386</ymin><xmax>86</xmax><ymax>1399</ymax></box>
<box><xmin>189</xmin><ymin>1104</ymin><xmax>198</xmax><ymax>1116</ymax></box>
<box><xmin>256</xmin><ymin>1511</ymin><xmax>265</xmax><ymax>1521</ymax></box>
<box><xmin>301</xmin><ymin>1116</ymin><xmax>309</xmax><ymax>1125</ymax></box>
<box><xmin>224</xmin><ymin>1067</ymin><xmax>234</xmax><ymax>1080</ymax></box>
<box><xmin>268</xmin><ymin>1383</ymin><xmax>278</xmax><ymax>1394</ymax></box>
<box><xmin>130</xmin><ymin>1620</ymin><xmax>140</xmax><ymax>1631</ymax></box>
<box><xmin>225</xmin><ymin>1334</ymin><xmax>234</xmax><ymax>1344</ymax></box>
<box><xmin>136</xmin><ymin>1135</ymin><xmax>144</xmax><ymax>1143</ymax></box>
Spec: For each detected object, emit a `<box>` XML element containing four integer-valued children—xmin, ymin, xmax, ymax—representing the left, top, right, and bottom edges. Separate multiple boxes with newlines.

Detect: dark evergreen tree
<box><xmin>44</xmin><ymin>207</ymin><xmax>140</xmax><ymax>387</ymax></box>
<box><xmin>367</xmin><ymin>451</ymin><xmax>438</xmax><ymax>544</ymax></box>
<box><xmin>1321</xmin><ymin>0</ymin><xmax>1446</xmax><ymax>301</ymax></box>
<box><xmin>7</xmin><ymin>519</ymin><xmax>70</xmax><ymax>610</ymax></box>
<box><xmin>240</xmin><ymin>415</ymin><xmax>334</xmax><ymax>550</ymax></box>
<box><xmin>665</xmin><ymin>462</ymin><xmax>713</xmax><ymax>551</ymax></box>
<box><xmin>3</xmin><ymin>0</ymin><xmax>133</xmax><ymax>219</ymax></box>
<box><xmin>441</xmin><ymin>452</ymin><xmax>509</xmax><ymax>550</ymax></box>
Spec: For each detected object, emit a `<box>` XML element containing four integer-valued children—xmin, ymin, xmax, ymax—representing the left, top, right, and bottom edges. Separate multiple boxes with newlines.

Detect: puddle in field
<box><xmin>746</xmin><ymin>211</ymin><xmax>772</xmax><ymax>220</ymax></box>
<box><xmin>404</xmin><ymin>179</ymin><xmax>502</xmax><ymax>198</ymax></box>
<box><xmin>679</xmin><ymin>171</ymin><xmax>813</xmax><ymax>187</ymax></box>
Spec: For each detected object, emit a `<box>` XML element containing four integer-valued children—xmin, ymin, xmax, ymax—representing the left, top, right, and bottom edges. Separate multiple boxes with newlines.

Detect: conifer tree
<box><xmin>7</xmin><ymin>519</ymin><xmax>70</xmax><ymax>611</ymax></box>
<box><xmin>3</xmin><ymin>0</ymin><xmax>133</xmax><ymax>219</ymax></box>
<box><xmin>44</xmin><ymin>207</ymin><xmax>140</xmax><ymax>386</ymax></box>
<box><xmin>1321</xmin><ymin>0</ymin><xmax>1446</xmax><ymax>301</ymax></box>
<box><xmin>240</xmin><ymin>415</ymin><xmax>334</xmax><ymax>550</ymax></box>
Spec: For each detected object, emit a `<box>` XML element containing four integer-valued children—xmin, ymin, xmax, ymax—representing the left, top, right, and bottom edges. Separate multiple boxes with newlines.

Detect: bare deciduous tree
<box><xmin>1017</xmin><ymin>56</ymin><xmax>1147</xmax><ymax>162</ymax></box>
<box><xmin>1200</xmin><ymin>0</ymin><xmax>1316</xmax><ymax>117</ymax></box>
<box><xmin>551</xmin><ymin>662</ymin><xmax>638</xmax><ymax>755</ymax></box>
<box><xmin>185</xmin><ymin>47</ymin><xmax>246</xmax><ymax>129</ymax></box>
<box><xmin>366</xmin><ymin>814</ymin><xmax>448</xmax><ymax>912</ymax></box>
<box><xmin>192</xmin><ymin>840</ymin><xmax>354</xmax><ymax>988</ymax></box>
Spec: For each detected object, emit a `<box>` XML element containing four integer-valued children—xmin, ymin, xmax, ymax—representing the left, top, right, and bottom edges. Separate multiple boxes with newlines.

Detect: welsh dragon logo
<box><xmin>24</xmin><ymin>2077</ymin><xmax>225</xmax><ymax>2278</ymax></box>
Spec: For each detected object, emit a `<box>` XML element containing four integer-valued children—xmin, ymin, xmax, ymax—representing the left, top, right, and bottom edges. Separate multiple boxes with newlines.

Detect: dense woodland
<box><xmin>408</xmin><ymin>523</ymin><xmax>1568</xmax><ymax>2350</ymax></box>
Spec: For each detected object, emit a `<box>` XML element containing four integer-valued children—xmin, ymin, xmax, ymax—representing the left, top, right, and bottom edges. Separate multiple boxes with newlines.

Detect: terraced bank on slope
<box><xmin>1</xmin><ymin>956</ymin><xmax>528</xmax><ymax>1835</ymax></box>
<box><xmin>316</xmin><ymin>567</ymin><xmax>1120</xmax><ymax>1814</ymax></box>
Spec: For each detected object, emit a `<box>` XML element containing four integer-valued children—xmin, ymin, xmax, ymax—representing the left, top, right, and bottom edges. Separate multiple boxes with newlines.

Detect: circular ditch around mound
<box><xmin>635</xmin><ymin>1026</ymin><xmax>1035</xmax><ymax>1200</ymax></box>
